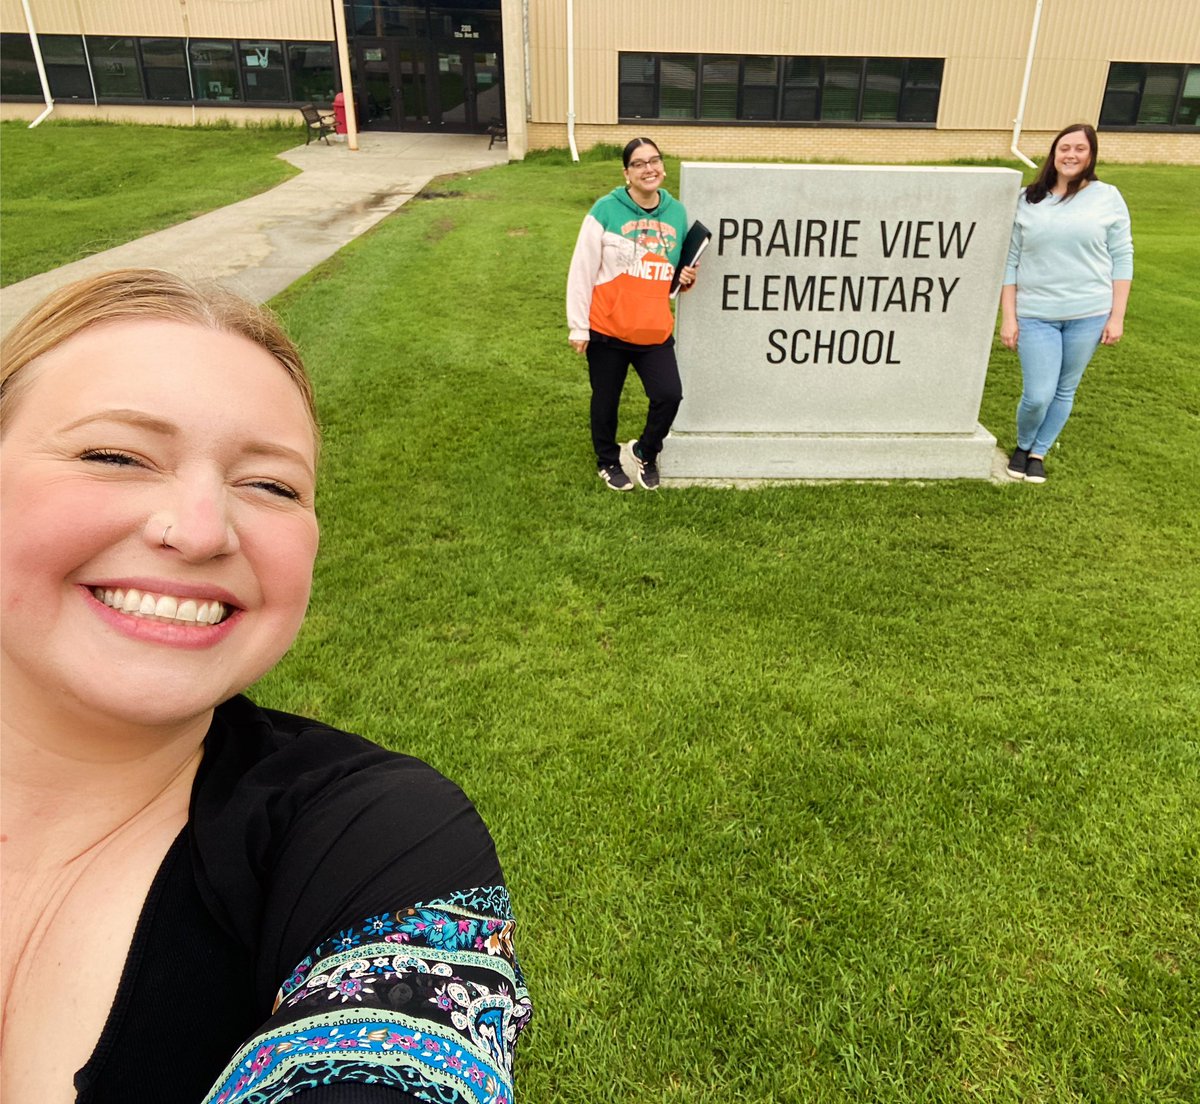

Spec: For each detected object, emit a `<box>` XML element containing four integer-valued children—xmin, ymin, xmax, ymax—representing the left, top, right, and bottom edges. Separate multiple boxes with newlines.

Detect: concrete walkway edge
<box><xmin>1</xmin><ymin>132</ymin><xmax>509</xmax><ymax>334</ymax></box>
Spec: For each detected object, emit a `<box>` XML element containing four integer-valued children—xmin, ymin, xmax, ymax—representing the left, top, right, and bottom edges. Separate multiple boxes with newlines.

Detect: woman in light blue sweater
<box><xmin>1000</xmin><ymin>123</ymin><xmax>1133</xmax><ymax>483</ymax></box>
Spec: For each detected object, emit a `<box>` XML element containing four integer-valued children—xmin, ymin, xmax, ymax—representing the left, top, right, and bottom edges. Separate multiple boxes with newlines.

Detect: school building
<box><xmin>1</xmin><ymin>0</ymin><xmax>1196</xmax><ymax>164</ymax></box>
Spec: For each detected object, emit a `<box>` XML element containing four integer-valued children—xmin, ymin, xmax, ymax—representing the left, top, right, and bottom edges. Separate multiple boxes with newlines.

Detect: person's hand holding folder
<box><xmin>670</xmin><ymin>221</ymin><xmax>712</xmax><ymax>299</ymax></box>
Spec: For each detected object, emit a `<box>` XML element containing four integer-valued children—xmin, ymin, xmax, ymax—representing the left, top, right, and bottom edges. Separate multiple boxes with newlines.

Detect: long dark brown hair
<box><xmin>1024</xmin><ymin>123</ymin><xmax>1098</xmax><ymax>205</ymax></box>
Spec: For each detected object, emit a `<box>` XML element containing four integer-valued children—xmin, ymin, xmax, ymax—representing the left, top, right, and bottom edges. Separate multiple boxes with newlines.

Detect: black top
<box><xmin>73</xmin><ymin>695</ymin><xmax>531</xmax><ymax>1103</ymax></box>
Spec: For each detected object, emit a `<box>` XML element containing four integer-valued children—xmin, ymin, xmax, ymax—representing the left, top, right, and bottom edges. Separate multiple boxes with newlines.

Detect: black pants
<box><xmin>586</xmin><ymin>332</ymin><xmax>683</xmax><ymax>467</ymax></box>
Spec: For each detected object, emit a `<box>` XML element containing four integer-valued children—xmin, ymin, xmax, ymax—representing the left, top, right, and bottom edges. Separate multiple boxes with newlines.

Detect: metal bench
<box><xmin>300</xmin><ymin>103</ymin><xmax>335</xmax><ymax>145</ymax></box>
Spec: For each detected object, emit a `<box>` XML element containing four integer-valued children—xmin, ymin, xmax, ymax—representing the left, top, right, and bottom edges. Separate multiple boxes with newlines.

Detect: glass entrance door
<box><xmin>345</xmin><ymin>3</ymin><xmax>503</xmax><ymax>133</ymax></box>
<box><xmin>435</xmin><ymin>51</ymin><xmax>469</xmax><ymax>127</ymax></box>
<box><xmin>352</xmin><ymin>38</ymin><xmax>501</xmax><ymax>132</ymax></box>
<box><xmin>472</xmin><ymin>51</ymin><xmax>503</xmax><ymax>127</ymax></box>
<box><xmin>397</xmin><ymin>50</ymin><xmax>430</xmax><ymax>126</ymax></box>
<box><xmin>354</xmin><ymin>42</ymin><xmax>401</xmax><ymax>128</ymax></box>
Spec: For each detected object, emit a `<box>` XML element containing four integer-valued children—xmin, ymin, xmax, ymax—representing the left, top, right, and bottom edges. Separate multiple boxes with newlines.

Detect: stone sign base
<box><xmin>660</xmin><ymin>424</ymin><xmax>997</xmax><ymax>483</ymax></box>
<box><xmin>669</xmin><ymin>162</ymin><xmax>1021</xmax><ymax>486</ymax></box>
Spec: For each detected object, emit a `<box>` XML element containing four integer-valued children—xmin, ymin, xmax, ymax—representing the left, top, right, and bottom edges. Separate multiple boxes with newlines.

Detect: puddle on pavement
<box><xmin>313</xmin><ymin>191</ymin><xmax>401</xmax><ymax>227</ymax></box>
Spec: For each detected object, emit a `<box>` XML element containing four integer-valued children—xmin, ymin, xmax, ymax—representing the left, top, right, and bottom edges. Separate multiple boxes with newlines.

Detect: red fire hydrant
<box><xmin>332</xmin><ymin>92</ymin><xmax>347</xmax><ymax>135</ymax></box>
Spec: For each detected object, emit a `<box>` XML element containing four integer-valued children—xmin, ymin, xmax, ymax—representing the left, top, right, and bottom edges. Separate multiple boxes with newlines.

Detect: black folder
<box><xmin>669</xmin><ymin>221</ymin><xmax>713</xmax><ymax>298</ymax></box>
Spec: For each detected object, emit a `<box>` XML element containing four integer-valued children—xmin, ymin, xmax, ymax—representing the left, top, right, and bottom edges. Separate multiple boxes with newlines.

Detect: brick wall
<box><xmin>5</xmin><ymin>103</ymin><xmax>1195</xmax><ymax>166</ymax></box>
<box><xmin>0</xmin><ymin>102</ymin><xmax>298</xmax><ymax>126</ymax></box>
<box><xmin>527</xmin><ymin>122</ymin><xmax>1200</xmax><ymax>166</ymax></box>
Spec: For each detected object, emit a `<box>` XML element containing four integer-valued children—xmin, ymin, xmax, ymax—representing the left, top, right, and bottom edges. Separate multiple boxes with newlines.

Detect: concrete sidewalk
<box><xmin>1</xmin><ymin>131</ymin><xmax>509</xmax><ymax>334</ymax></box>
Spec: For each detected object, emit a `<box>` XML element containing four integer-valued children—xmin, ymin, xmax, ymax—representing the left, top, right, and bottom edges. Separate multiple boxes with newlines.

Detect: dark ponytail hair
<box><xmin>622</xmin><ymin>136</ymin><xmax>661</xmax><ymax>168</ymax></box>
<box><xmin>1024</xmin><ymin>123</ymin><xmax>1098</xmax><ymax>205</ymax></box>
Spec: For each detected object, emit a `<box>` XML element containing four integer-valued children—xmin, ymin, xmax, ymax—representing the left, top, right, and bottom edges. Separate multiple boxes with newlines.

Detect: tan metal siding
<box><xmin>1023</xmin><ymin>3</ymin><xmax>1200</xmax><ymax>131</ymax></box>
<box><xmin>1</xmin><ymin>0</ymin><xmax>331</xmax><ymax>39</ymax></box>
<box><xmin>527</xmin><ymin>0</ymin><xmax>1200</xmax><ymax>131</ymax></box>
<box><xmin>530</xmin><ymin>0</ymin><xmax>565</xmax><ymax>123</ymax></box>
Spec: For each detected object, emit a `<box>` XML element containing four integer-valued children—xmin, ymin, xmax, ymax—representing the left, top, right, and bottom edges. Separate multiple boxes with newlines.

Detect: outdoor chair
<box><xmin>300</xmin><ymin>103</ymin><xmax>335</xmax><ymax>145</ymax></box>
<box><xmin>487</xmin><ymin>117</ymin><xmax>507</xmax><ymax>149</ymax></box>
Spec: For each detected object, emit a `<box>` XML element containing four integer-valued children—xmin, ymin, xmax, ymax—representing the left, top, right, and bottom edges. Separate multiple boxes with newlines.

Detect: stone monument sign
<box><xmin>666</xmin><ymin>164</ymin><xmax>1021</xmax><ymax>481</ymax></box>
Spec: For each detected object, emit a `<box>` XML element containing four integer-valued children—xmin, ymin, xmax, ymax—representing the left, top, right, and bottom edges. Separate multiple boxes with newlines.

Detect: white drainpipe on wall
<box><xmin>21</xmin><ymin>0</ymin><xmax>54</xmax><ymax>128</ymax></box>
<box><xmin>565</xmin><ymin>0</ymin><xmax>579</xmax><ymax>161</ymax></box>
<box><xmin>1011</xmin><ymin>0</ymin><xmax>1044</xmax><ymax>169</ymax></box>
<box><xmin>523</xmin><ymin>0</ymin><xmax>532</xmax><ymax>122</ymax></box>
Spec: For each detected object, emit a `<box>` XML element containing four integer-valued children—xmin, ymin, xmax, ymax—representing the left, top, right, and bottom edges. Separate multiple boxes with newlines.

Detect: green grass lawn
<box><xmin>5</xmin><ymin>132</ymin><xmax>1197</xmax><ymax>1101</ymax></box>
<box><xmin>0</xmin><ymin>120</ymin><xmax>302</xmax><ymax>285</ymax></box>
<box><xmin>254</xmin><ymin>150</ymin><xmax>1199</xmax><ymax>1103</ymax></box>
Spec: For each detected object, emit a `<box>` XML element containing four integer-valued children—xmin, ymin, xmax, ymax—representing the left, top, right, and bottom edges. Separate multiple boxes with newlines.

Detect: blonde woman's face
<box><xmin>0</xmin><ymin>319</ymin><xmax>320</xmax><ymax>731</ymax></box>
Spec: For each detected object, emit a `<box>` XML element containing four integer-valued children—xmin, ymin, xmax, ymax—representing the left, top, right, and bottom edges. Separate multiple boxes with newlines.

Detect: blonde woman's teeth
<box><xmin>92</xmin><ymin>586</ymin><xmax>227</xmax><ymax>625</ymax></box>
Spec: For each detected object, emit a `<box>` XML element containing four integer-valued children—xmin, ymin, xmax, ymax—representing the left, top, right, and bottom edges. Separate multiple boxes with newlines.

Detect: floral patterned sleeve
<box><xmin>202</xmin><ymin>886</ymin><xmax>532</xmax><ymax>1104</ymax></box>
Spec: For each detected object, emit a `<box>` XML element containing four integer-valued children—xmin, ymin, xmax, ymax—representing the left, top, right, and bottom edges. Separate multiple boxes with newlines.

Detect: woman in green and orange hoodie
<box><xmin>566</xmin><ymin>137</ymin><xmax>699</xmax><ymax>491</ymax></box>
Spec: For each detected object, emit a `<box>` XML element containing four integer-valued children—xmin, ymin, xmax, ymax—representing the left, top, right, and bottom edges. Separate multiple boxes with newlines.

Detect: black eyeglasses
<box><xmin>628</xmin><ymin>156</ymin><xmax>663</xmax><ymax>171</ymax></box>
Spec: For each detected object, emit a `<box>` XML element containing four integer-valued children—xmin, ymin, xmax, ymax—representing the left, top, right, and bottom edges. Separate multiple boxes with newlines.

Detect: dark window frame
<box><xmin>88</xmin><ymin>35</ymin><xmax>148</xmax><ymax>100</ymax></box>
<box><xmin>189</xmin><ymin>39</ymin><xmax>244</xmax><ymax>102</ymax></box>
<box><xmin>288</xmin><ymin>41</ymin><xmax>339</xmax><ymax>105</ymax></box>
<box><xmin>141</xmin><ymin>37</ymin><xmax>196</xmax><ymax>102</ymax></box>
<box><xmin>39</xmin><ymin>33</ymin><xmax>92</xmax><ymax>101</ymax></box>
<box><xmin>237</xmin><ymin>40</ymin><xmax>290</xmax><ymax>104</ymax></box>
<box><xmin>619</xmin><ymin>52</ymin><xmax>660</xmax><ymax>118</ymax></box>
<box><xmin>618</xmin><ymin>51</ymin><xmax>943</xmax><ymax>127</ymax></box>
<box><xmin>1099</xmin><ymin>61</ymin><xmax>1200</xmax><ymax>130</ymax></box>
<box><xmin>0</xmin><ymin>32</ymin><xmax>341</xmax><ymax>107</ymax></box>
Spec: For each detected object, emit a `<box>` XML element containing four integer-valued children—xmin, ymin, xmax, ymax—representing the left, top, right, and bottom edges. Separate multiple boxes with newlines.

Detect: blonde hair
<box><xmin>1</xmin><ymin>269</ymin><xmax>319</xmax><ymax>443</ymax></box>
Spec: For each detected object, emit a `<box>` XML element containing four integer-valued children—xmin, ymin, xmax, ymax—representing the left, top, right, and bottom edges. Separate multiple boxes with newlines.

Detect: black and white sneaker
<box><xmin>598</xmin><ymin>463</ymin><xmax>634</xmax><ymax>491</ymax></box>
<box><xmin>1024</xmin><ymin>456</ymin><xmax>1046</xmax><ymax>484</ymax></box>
<box><xmin>1007</xmin><ymin>446</ymin><xmax>1030</xmax><ymax>480</ymax></box>
<box><xmin>626</xmin><ymin>440</ymin><xmax>660</xmax><ymax>491</ymax></box>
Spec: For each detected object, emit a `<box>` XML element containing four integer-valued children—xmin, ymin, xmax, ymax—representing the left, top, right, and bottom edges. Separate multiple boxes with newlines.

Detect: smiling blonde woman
<box><xmin>0</xmin><ymin>270</ymin><xmax>531</xmax><ymax>1104</ymax></box>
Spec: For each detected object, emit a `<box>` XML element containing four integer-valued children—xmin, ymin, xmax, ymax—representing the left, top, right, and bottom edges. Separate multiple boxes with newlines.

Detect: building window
<box><xmin>289</xmin><ymin>42</ymin><xmax>337</xmax><ymax>104</ymax></box>
<box><xmin>619</xmin><ymin>53</ymin><xmax>943</xmax><ymax>125</ymax></box>
<box><xmin>89</xmin><ymin>37</ymin><xmax>144</xmax><ymax>99</ymax></box>
<box><xmin>618</xmin><ymin>53</ymin><xmax>657</xmax><ymax>117</ymax></box>
<box><xmin>781</xmin><ymin>58</ymin><xmax>820</xmax><ymax>121</ymax></box>
<box><xmin>862</xmin><ymin>58</ymin><xmax>903</xmax><ymax>121</ymax></box>
<box><xmin>41</xmin><ymin>34</ymin><xmax>91</xmax><ymax>100</ymax></box>
<box><xmin>344</xmin><ymin>1</ymin><xmax>501</xmax><ymax>38</ymax></box>
<box><xmin>700</xmin><ymin>56</ymin><xmax>739</xmax><ymax>119</ymax></box>
<box><xmin>0</xmin><ymin>33</ymin><xmax>40</xmax><ymax>96</ymax></box>
<box><xmin>142</xmin><ymin>38</ymin><xmax>192</xmax><ymax>101</ymax></box>
<box><xmin>741</xmin><ymin>57</ymin><xmax>779</xmax><ymax>121</ymax></box>
<box><xmin>0</xmin><ymin>34</ymin><xmax>341</xmax><ymax>107</ymax></box>
<box><xmin>661</xmin><ymin>55</ymin><xmax>697</xmax><ymax>118</ymax></box>
<box><xmin>346</xmin><ymin>1</ymin><xmax>426</xmax><ymax>37</ymax></box>
<box><xmin>190</xmin><ymin>40</ymin><xmax>239</xmax><ymax>101</ymax></box>
<box><xmin>239</xmin><ymin>41</ymin><xmax>288</xmax><ymax>102</ymax></box>
<box><xmin>1100</xmin><ymin>62</ymin><xmax>1200</xmax><ymax>128</ymax></box>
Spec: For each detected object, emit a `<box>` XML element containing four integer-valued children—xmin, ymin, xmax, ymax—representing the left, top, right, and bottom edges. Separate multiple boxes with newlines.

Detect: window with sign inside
<box><xmin>239</xmin><ymin>41</ymin><xmax>287</xmax><ymax>101</ymax></box>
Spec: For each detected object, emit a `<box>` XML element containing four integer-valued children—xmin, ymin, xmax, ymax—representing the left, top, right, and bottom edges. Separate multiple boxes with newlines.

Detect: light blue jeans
<box><xmin>1016</xmin><ymin>313</ymin><xmax>1107</xmax><ymax>456</ymax></box>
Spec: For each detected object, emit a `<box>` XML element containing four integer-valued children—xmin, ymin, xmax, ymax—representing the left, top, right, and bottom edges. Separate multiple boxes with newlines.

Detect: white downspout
<box><xmin>179</xmin><ymin>0</ymin><xmax>196</xmax><ymax>125</ymax></box>
<box><xmin>565</xmin><ymin>0</ymin><xmax>579</xmax><ymax>161</ymax></box>
<box><xmin>523</xmin><ymin>0</ymin><xmax>531</xmax><ymax>122</ymax></box>
<box><xmin>75</xmin><ymin>0</ymin><xmax>97</xmax><ymax>104</ymax></box>
<box><xmin>81</xmin><ymin>39</ymin><xmax>98</xmax><ymax>106</ymax></box>
<box><xmin>21</xmin><ymin>0</ymin><xmax>54</xmax><ymax>128</ymax></box>
<box><xmin>1011</xmin><ymin>0</ymin><xmax>1044</xmax><ymax>169</ymax></box>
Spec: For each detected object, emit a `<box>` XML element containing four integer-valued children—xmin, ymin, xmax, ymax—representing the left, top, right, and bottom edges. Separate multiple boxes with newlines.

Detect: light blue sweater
<box><xmin>1003</xmin><ymin>180</ymin><xmax>1133</xmax><ymax>321</ymax></box>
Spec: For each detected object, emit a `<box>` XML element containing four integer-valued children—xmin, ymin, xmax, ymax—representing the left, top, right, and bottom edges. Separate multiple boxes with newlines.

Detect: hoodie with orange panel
<box><xmin>567</xmin><ymin>185</ymin><xmax>688</xmax><ymax>347</ymax></box>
